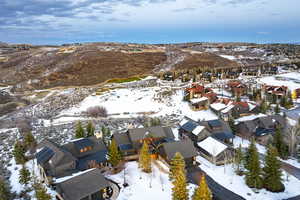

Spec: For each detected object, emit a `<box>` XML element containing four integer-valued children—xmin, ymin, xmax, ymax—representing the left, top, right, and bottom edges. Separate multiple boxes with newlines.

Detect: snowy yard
<box><xmin>197</xmin><ymin>155</ymin><xmax>300</xmax><ymax>200</ymax></box>
<box><xmin>54</xmin><ymin>86</ymin><xmax>218</xmax><ymax>124</ymax></box>
<box><xmin>258</xmin><ymin>72</ymin><xmax>300</xmax><ymax>91</ymax></box>
<box><xmin>107</xmin><ymin>162</ymin><xmax>196</xmax><ymax>200</ymax></box>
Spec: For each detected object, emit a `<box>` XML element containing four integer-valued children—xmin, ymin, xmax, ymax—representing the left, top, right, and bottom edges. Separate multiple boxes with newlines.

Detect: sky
<box><xmin>0</xmin><ymin>0</ymin><xmax>299</xmax><ymax>45</ymax></box>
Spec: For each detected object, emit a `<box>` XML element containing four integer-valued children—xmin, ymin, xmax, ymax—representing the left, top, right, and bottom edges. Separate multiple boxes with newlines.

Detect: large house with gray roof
<box><xmin>55</xmin><ymin>168</ymin><xmax>119</xmax><ymax>200</ymax></box>
<box><xmin>236</xmin><ymin>115</ymin><xmax>286</xmax><ymax>145</ymax></box>
<box><xmin>158</xmin><ymin>139</ymin><xmax>198</xmax><ymax>166</ymax></box>
<box><xmin>36</xmin><ymin>136</ymin><xmax>108</xmax><ymax>184</ymax></box>
<box><xmin>179</xmin><ymin>118</ymin><xmax>234</xmax><ymax>144</ymax></box>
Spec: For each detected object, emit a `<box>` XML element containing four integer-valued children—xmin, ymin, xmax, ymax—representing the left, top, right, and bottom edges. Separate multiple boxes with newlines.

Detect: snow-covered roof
<box><xmin>179</xmin><ymin>118</ymin><xmax>189</xmax><ymax>127</ymax></box>
<box><xmin>210</xmin><ymin>103</ymin><xmax>227</xmax><ymax>111</ymax></box>
<box><xmin>248</xmin><ymin>103</ymin><xmax>257</xmax><ymax>111</ymax></box>
<box><xmin>221</xmin><ymin>104</ymin><xmax>235</xmax><ymax>114</ymax></box>
<box><xmin>235</xmin><ymin>113</ymin><xmax>267</xmax><ymax>123</ymax></box>
<box><xmin>198</xmin><ymin>137</ymin><xmax>228</xmax><ymax>157</ymax></box>
<box><xmin>190</xmin><ymin>97</ymin><xmax>208</xmax><ymax>104</ymax></box>
<box><xmin>192</xmin><ymin>126</ymin><xmax>205</xmax><ymax>136</ymax></box>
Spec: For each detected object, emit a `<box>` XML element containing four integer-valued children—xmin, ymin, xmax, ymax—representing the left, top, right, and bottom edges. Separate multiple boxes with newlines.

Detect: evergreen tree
<box><xmin>263</xmin><ymin>145</ymin><xmax>284</xmax><ymax>192</ymax></box>
<box><xmin>235</xmin><ymin>144</ymin><xmax>243</xmax><ymax>174</ymax></box>
<box><xmin>0</xmin><ymin>177</ymin><xmax>10</xmax><ymax>200</ymax></box>
<box><xmin>280</xmin><ymin>96</ymin><xmax>287</xmax><ymax>108</ymax></box>
<box><xmin>273</xmin><ymin>127</ymin><xmax>288</xmax><ymax>159</ymax></box>
<box><xmin>86</xmin><ymin>121</ymin><xmax>95</xmax><ymax>137</ymax></box>
<box><xmin>108</xmin><ymin>139</ymin><xmax>122</xmax><ymax>167</ymax></box>
<box><xmin>274</xmin><ymin>103</ymin><xmax>280</xmax><ymax>114</ymax></box>
<box><xmin>24</xmin><ymin>132</ymin><xmax>36</xmax><ymax>150</ymax></box>
<box><xmin>138</xmin><ymin>141</ymin><xmax>152</xmax><ymax>173</ymax></box>
<box><xmin>260</xmin><ymin>99</ymin><xmax>268</xmax><ymax>114</ymax></box>
<box><xmin>172</xmin><ymin>168</ymin><xmax>188</xmax><ymax>200</ymax></box>
<box><xmin>19</xmin><ymin>165</ymin><xmax>31</xmax><ymax>186</ymax></box>
<box><xmin>169</xmin><ymin>152</ymin><xmax>185</xmax><ymax>181</ymax></box>
<box><xmin>34</xmin><ymin>182</ymin><xmax>51</xmax><ymax>200</ymax></box>
<box><xmin>228</xmin><ymin>117</ymin><xmax>236</xmax><ymax>134</ymax></box>
<box><xmin>192</xmin><ymin>175</ymin><xmax>212</xmax><ymax>200</ymax></box>
<box><xmin>272</xmin><ymin>94</ymin><xmax>277</xmax><ymax>104</ymax></box>
<box><xmin>75</xmin><ymin>121</ymin><xmax>85</xmax><ymax>138</ymax></box>
<box><xmin>245</xmin><ymin>139</ymin><xmax>263</xmax><ymax>189</ymax></box>
<box><xmin>13</xmin><ymin>141</ymin><xmax>27</xmax><ymax>165</ymax></box>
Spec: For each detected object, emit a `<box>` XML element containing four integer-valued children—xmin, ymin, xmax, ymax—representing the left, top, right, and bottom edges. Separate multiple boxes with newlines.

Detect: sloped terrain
<box><xmin>0</xmin><ymin>43</ymin><xmax>240</xmax><ymax>91</ymax></box>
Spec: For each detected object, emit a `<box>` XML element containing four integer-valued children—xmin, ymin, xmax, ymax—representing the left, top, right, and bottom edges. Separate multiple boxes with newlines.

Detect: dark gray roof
<box><xmin>37</xmin><ymin>139</ymin><xmax>77</xmax><ymax>168</ymax></box>
<box><xmin>128</xmin><ymin>126</ymin><xmax>174</xmax><ymax>141</ymax></box>
<box><xmin>161</xmin><ymin>139</ymin><xmax>198</xmax><ymax>160</ymax></box>
<box><xmin>212</xmin><ymin>132</ymin><xmax>234</xmax><ymax>140</ymax></box>
<box><xmin>36</xmin><ymin>147</ymin><xmax>54</xmax><ymax>165</ymax></box>
<box><xmin>56</xmin><ymin>168</ymin><xmax>110</xmax><ymax>200</ymax></box>
<box><xmin>113</xmin><ymin>133</ymin><xmax>132</xmax><ymax>146</ymax></box>
<box><xmin>181</xmin><ymin>120</ymin><xmax>198</xmax><ymax>132</ymax></box>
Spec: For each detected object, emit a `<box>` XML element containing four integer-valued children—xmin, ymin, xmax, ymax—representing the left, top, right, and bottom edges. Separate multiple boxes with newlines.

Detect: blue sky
<box><xmin>0</xmin><ymin>0</ymin><xmax>299</xmax><ymax>44</ymax></box>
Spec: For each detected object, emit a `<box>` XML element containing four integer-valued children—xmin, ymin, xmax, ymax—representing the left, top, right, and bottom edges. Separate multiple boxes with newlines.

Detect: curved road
<box><xmin>187</xmin><ymin>166</ymin><xmax>246</xmax><ymax>200</ymax></box>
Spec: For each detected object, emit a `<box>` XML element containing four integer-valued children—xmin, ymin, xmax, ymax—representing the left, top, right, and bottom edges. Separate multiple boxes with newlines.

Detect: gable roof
<box><xmin>56</xmin><ymin>168</ymin><xmax>110</xmax><ymax>200</ymax></box>
<box><xmin>113</xmin><ymin>133</ymin><xmax>132</xmax><ymax>146</ymax></box>
<box><xmin>161</xmin><ymin>139</ymin><xmax>198</xmax><ymax>160</ymax></box>
<box><xmin>128</xmin><ymin>126</ymin><xmax>174</xmax><ymax>141</ymax></box>
<box><xmin>36</xmin><ymin>147</ymin><xmax>54</xmax><ymax>165</ymax></box>
<box><xmin>198</xmin><ymin>137</ymin><xmax>228</xmax><ymax>157</ymax></box>
<box><xmin>192</xmin><ymin>126</ymin><xmax>206</xmax><ymax>136</ymax></box>
<box><xmin>180</xmin><ymin>120</ymin><xmax>198</xmax><ymax>132</ymax></box>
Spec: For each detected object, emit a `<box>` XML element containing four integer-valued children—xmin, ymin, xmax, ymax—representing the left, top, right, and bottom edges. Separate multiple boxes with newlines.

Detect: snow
<box><xmin>198</xmin><ymin>137</ymin><xmax>228</xmax><ymax>157</ymax></box>
<box><xmin>7</xmin><ymin>158</ymin><xmax>57</xmax><ymax>199</ymax></box>
<box><xmin>192</xmin><ymin>126</ymin><xmax>205</xmax><ymax>136</ymax></box>
<box><xmin>259</xmin><ymin>72</ymin><xmax>300</xmax><ymax>91</ymax></box>
<box><xmin>235</xmin><ymin>113</ymin><xmax>267</xmax><ymax>123</ymax></box>
<box><xmin>220</xmin><ymin>55</ymin><xmax>236</xmax><ymax>60</ymax></box>
<box><xmin>210</xmin><ymin>103</ymin><xmax>227</xmax><ymax>111</ymax></box>
<box><xmin>221</xmin><ymin>104</ymin><xmax>235</xmax><ymax>114</ymax></box>
<box><xmin>54</xmin><ymin>168</ymin><xmax>95</xmax><ymax>184</ymax></box>
<box><xmin>179</xmin><ymin>118</ymin><xmax>189</xmax><ymax>126</ymax></box>
<box><xmin>233</xmin><ymin>136</ymin><xmax>266</xmax><ymax>154</ymax></box>
<box><xmin>57</xmin><ymin>87</ymin><xmax>218</xmax><ymax>122</ymax></box>
<box><xmin>107</xmin><ymin>162</ymin><xmax>196</xmax><ymax>200</ymax></box>
<box><xmin>196</xmin><ymin>155</ymin><xmax>300</xmax><ymax>200</ymax></box>
<box><xmin>190</xmin><ymin>97</ymin><xmax>208</xmax><ymax>104</ymax></box>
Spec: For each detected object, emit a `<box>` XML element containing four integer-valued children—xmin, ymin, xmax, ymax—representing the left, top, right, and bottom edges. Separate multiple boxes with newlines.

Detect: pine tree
<box><xmin>245</xmin><ymin>139</ymin><xmax>263</xmax><ymax>189</ymax></box>
<box><xmin>75</xmin><ymin>121</ymin><xmax>85</xmax><ymax>138</ymax></box>
<box><xmin>235</xmin><ymin>144</ymin><xmax>243</xmax><ymax>174</ymax></box>
<box><xmin>169</xmin><ymin>152</ymin><xmax>185</xmax><ymax>181</ymax></box>
<box><xmin>34</xmin><ymin>182</ymin><xmax>51</xmax><ymax>200</ymax></box>
<box><xmin>138</xmin><ymin>141</ymin><xmax>152</xmax><ymax>173</ymax></box>
<box><xmin>172</xmin><ymin>169</ymin><xmax>188</xmax><ymax>200</ymax></box>
<box><xmin>273</xmin><ymin>127</ymin><xmax>288</xmax><ymax>159</ymax></box>
<box><xmin>192</xmin><ymin>175</ymin><xmax>212</xmax><ymax>200</ymax></box>
<box><xmin>13</xmin><ymin>141</ymin><xmax>27</xmax><ymax>165</ymax></box>
<box><xmin>19</xmin><ymin>165</ymin><xmax>31</xmax><ymax>186</ymax></box>
<box><xmin>86</xmin><ymin>121</ymin><xmax>95</xmax><ymax>137</ymax></box>
<box><xmin>260</xmin><ymin>99</ymin><xmax>268</xmax><ymax>114</ymax></box>
<box><xmin>263</xmin><ymin>145</ymin><xmax>284</xmax><ymax>192</ymax></box>
<box><xmin>108</xmin><ymin>139</ymin><xmax>122</xmax><ymax>167</ymax></box>
<box><xmin>274</xmin><ymin>103</ymin><xmax>280</xmax><ymax>114</ymax></box>
<box><xmin>0</xmin><ymin>177</ymin><xmax>10</xmax><ymax>200</ymax></box>
<box><xmin>24</xmin><ymin>132</ymin><xmax>36</xmax><ymax>150</ymax></box>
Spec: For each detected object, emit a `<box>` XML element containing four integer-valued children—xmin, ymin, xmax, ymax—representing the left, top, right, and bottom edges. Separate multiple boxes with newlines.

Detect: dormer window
<box><xmin>80</xmin><ymin>146</ymin><xmax>92</xmax><ymax>153</ymax></box>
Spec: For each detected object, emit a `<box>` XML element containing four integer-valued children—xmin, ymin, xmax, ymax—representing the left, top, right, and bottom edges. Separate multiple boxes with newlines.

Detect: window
<box><xmin>80</xmin><ymin>146</ymin><xmax>92</xmax><ymax>153</ymax></box>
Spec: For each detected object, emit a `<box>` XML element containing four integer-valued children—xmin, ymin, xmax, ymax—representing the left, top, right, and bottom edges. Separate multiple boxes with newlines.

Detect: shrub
<box><xmin>86</xmin><ymin>106</ymin><xmax>108</xmax><ymax>118</ymax></box>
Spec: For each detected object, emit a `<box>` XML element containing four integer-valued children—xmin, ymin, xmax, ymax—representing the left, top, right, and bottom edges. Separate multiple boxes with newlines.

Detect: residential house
<box><xmin>36</xmin><ymin>136</ymin><xmax>108</xmax><ymax>184</ymax></box>
<box><xmin>199</xmin><ymin>119</ymin><xmax>235</xmax><ymax>144</ymax></box>
<box><xmin>127</xmin><ymin>126</ymin><xmax>175</xmax><ymax>152</ymax></box>
<box><xmin>179</xmin><ymin>118</ymin><xmax>211</xmax><ymax>142</ymax></box>
<box><xmin>185</xmin><ymin>84</ymin><xmax>217</xmax><ymax>105</ymax></box>
<box><xmin>263</xmin><ymin>85</ymin><xmax>288</xmax><ymax>101</ymax></box>
<box><xmin>197</xmin><ymin>137</ymin><xmax>234</xmax><ymax>165</ymax></box>
<box><xmin>189</xmin><ymin>97</ymin><xmax>209</xmax><ymax>110</ymax></box>
<box><xmin>55</xmin><ymin>168</ymin><xmax>118</xmax><ymax>200</ymax></box>
<box><xmin>111</xmin><ymin>133</ymin><xmax>136</xmax><ymax>160</ymax></box>
<box><xmin>236</xmin><ymin>115</ymin><xmax>286</xmax><ymax>145</ymax></box>
<box><xmin>159</xmin><ymin>139</ymin><xmax>198</xmax><ymax>167</ymax></box>
<box><xmin>227</xmin><ymin>80</ymin><xmax>247</xmax><ymax>96</ymax></box>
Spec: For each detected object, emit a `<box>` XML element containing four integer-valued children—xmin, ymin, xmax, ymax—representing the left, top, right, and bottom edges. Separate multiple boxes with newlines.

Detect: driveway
<box><xmin>186</xmin><ymin>166</ymin><xmax>246</xmax><ymax>200</ymax></box>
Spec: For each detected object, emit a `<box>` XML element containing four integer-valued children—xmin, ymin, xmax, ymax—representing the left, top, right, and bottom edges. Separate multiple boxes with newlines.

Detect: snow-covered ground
<box><xmin>220</xmin><ymin>55</ymin><xmax>237</xmax><ymax>60</ymax></box>
<box><xmin>54</xmin><ymin>86</ymin><xmax>218</xmax><ymax>124</ymax></box>
<box><xmin>107</xmin><ymin>161</ymin><xmax>196</xmax><ymax>200</ymax></box>
<box><xmin>197</xmin><ymin>155</ymin><xmax>300</xmax><ymax>200</ymax></box>
<box><xmin>258</xmin><ymin>72</ymin><xmax>300</xmax><ymax>91</ymax></box>
<box><xmin>7</xmin><ymin>158</ymin><xmax>57</xmax><ymax>200</ymax></box>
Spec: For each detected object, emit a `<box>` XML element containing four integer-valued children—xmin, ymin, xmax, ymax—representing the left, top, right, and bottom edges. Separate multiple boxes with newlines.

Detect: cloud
<box><xmin>172</xmin><ymin>7</ymin><xmax>196</xmax><ymax>12</ymax></box>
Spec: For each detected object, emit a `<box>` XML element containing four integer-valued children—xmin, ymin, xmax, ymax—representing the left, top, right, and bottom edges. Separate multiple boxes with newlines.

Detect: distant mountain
<box><xmin>0</xmin><ymin>42</ymin><xmax>9</xmax><ymax>47</ymax></box>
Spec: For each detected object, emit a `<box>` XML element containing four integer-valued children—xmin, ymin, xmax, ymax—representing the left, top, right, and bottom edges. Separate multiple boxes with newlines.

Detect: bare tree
<box><xmin>86</xmin><ymin>106</ymin><xmax>108</xmax><ymax>118</ymax></box>
<box><xmin>286</xmin><ymin>125</ymin><xmax>300</xmax><ymax>157</ymax></box>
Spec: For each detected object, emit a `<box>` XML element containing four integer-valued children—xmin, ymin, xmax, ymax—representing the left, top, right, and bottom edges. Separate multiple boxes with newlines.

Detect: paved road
<box><xmin>258</xmin><ymin>153</ymin><xmax>300</xmax><ymax>181</ymax></box>
<box><xmin>187</xmin><ymin>166</ymin><xmax>246</xmax><ymax>200</ymax></box>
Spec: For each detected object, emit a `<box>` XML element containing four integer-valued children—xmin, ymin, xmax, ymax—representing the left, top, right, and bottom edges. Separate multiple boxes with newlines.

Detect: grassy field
<box><xmin>107</xmin><ymin>76</ymin><xmax>142</xmax><ymax>83</ymax></box>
